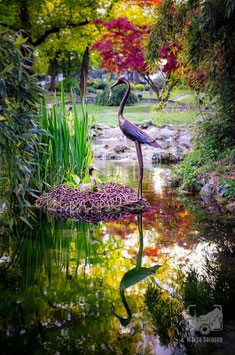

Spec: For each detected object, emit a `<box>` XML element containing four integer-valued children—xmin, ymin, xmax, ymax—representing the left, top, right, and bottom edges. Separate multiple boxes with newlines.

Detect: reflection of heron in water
<box><xmin>109</xmin><ymin>76</ymin><xmax>161</xmax><ymax>200</ymax></box>
<box><xmin>111</xmin><ymin>214</ymin><xmax>161</xmax><ymax>326</ymax></box>
<box><xmin>80</xmin><ymin>164</ymin><xmax>99</xmax><ymax>191</ymax></box>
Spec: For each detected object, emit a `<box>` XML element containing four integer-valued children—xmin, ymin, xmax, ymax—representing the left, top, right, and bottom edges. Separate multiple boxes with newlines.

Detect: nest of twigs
<box><xmin>35</xmin><ymin>182</ymin><xmax>150</xmax><ymax>223</ymax></box>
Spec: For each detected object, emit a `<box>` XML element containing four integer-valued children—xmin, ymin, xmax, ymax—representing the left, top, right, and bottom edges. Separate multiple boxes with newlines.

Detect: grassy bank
<box><xmin>74</xmin><ymin>103</ymin><xmax>200</xmax><ymax>126</ymax></box>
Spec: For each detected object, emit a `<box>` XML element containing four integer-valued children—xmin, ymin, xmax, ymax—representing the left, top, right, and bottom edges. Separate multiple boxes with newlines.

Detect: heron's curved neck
<box><xmin>112</xmin><ymin>287</ymin><xmax>132</xmax><ymax>326</ymax></box>
<box><xmin>118</xmin><ymin>80</ymin><xmax>130</xmax><ymax>120</ymax></box>
<box><xmin>89</xmin><ymin>171</ymin><xmax>97</xmax><ymax>186</ymax></box>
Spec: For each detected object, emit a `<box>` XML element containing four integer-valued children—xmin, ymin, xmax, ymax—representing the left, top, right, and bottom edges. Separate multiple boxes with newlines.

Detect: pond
<box><xmin>0</xmin><ymin>161</ymin><xmax>235</xmax><ymax>354</ymax></box>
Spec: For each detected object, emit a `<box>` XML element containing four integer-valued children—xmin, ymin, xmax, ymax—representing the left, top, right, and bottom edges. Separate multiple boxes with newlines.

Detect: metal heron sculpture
<box><xmin>109</xmin><ymin>76</ymin><xmax>161</xmax><ymax>200</ymax></box>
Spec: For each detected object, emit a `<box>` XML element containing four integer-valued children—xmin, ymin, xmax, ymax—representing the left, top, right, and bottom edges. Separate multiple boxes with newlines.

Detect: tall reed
<box><xmin>37</xmin><ymin>84</ymin><xmax>94</xmax><ymax>189</ymax></box>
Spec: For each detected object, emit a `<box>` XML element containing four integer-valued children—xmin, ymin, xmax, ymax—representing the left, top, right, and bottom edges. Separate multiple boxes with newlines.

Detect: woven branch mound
<box><xmin>35</xmin><ymin>182</ymin><xmax>150</xmax><ymax>223</ymax></box>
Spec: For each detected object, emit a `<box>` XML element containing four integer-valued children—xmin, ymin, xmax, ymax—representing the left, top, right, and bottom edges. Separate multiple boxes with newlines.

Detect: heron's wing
<box><xmin>123</xmin><ymin>120</ymin><xmax>156</xmax><ymax>145</ymax></box>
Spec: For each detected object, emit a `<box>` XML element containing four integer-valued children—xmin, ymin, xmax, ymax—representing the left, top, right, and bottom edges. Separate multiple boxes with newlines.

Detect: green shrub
<box><xmin>144</xmin><ymin>85</ymin><xmax>150</xmax><ymax>91</ymax></box>
<box><xmin>130</xmin><ymin>82</ymin><xmax>135</xmax><ymax>90</ymax></box>
<box><xmin>219</xmin><ymin>177</ymin><xmax>235</xmax><ymax>199</ymax></box>
<box><xmin>87</xmin><ymin>79</ymin><xmax>98</xmax><ymax>88</ymax></box>
<box><xmin>87</xmin><ymin>86</ymin><xmax>96</xmax><ymax>94</ymax></box>
<box><xmin>96</xmin><ymin>80</ymin><xmax>108</xmax><ymax>90</ymax></box>
<box><xmin>96</xmin><ymin>84</ymin><xmax>138</xmax><ymax>106</ymax></box>
<box><xmin>197</xmin><ymin>113</ymin><xmax>235</xmax><ymax>154</ymax></box>
<box><xmin>62</xmin><ymin>76</ymin><xmax>79</xmax><ymax>92</ymax></box>
<box><xmin>134</xmin><ymin>84</ymin><xmax>145</xmax><ymax>91</ymax></box>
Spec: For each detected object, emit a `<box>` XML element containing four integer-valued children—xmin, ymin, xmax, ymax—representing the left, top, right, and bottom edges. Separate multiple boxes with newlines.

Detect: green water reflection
<box><xmin>0</xmin><ymin>161</ymin><xmax>234</xmax><ymax>354</ymax></box>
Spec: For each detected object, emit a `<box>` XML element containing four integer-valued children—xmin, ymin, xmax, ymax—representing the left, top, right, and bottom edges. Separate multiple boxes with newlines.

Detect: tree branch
<box><xmin>32</xmin><ymin>20</ymin><xmax>89</xmax><ymax>46</ymax></box>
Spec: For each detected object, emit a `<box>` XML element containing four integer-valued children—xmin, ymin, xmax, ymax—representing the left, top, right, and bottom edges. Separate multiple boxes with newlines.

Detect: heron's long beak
<box><xmin>109</xmin><ymin>79</ymin><xmax>119</xmax><ymax>100</ymax></box>
<box><xmin>94</xmin><ymin>167</ymin><xmax>100</xmax><ymax>172</ymax></box>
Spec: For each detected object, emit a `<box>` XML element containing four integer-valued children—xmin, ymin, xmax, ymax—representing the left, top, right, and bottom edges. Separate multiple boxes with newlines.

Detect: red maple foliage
<box><xmin>92</xmin><ymin>17</ymin><xmax>149</xmax><ymax>74</ymax></box>
<box><xmin>91</xmin><ymin>16</ymin><xmax>180</xmax><ymax>101</ymax></box>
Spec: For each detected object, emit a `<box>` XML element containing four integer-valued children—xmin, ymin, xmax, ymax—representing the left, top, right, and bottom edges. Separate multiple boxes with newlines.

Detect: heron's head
<box><xmin>88</xmin><ymin>164</ymin><xmax>99</xmax><ymax>175</ymax></box>
<box><xmin>109</xmin><ymin>76</ymin><xmax>128</xmax><ymax>100</ymax></box>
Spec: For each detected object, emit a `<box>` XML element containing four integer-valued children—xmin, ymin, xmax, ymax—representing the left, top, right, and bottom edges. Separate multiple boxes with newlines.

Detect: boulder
<box><xmin>152</xmin><ymin>152</ymin><xmax>161</xmax><ymax>162</ymax></box>
<box><xmin>161</xmin><ymin>141</ymin><xmax>171</xmax><ymax>149</ymax></box>
<box><xmin>173</xmin><ymin>131</ymin><xmax>180</xmax><ymax>140</ymax></box>
<box><xmin>103</xmin><ymin>127</ymin><xmax>120</xmax><ymax>138</ymax></box>
<box><xmin>160</xmin><ymin>127</ymin><xmax>176</xmax><ymax>137</ymax></box>
<box><xmin>91</xmin><ymin>129</ymin><xmax>101</xmax><ymax>138</ymax></box>
<box><xmin>95</xmin><ymin>151</ymin><xmax>106</xmax><ymax>160</ymax></box>
<box><xmin>113</xmin><ymin>144</ymin><xmax>129</xmax><ymax>153</ymax></box>
<box><xmin>143</xmin><ymin>151</ymin><xmax>155</xmax><ymax>161</ymax></box>
<box><xmin>160</xmin><ymin>151</ymin><xmax>178</xmax><ymax>163</ymax></box>
<box><xmin>216</xmin><ymin>185</ymin><xmax>229</xmax><ymax>197</ymax></box>
<box><xmin>139</xmin><ymin>119</ymin><xmax>154</xmax><ymax>129</ymax></box>
<box><xmin>145</xmin><ymin>127</ymin><xmax>160</xmax><ymax>140</ymax></box>
<box><xmin>178</xmin><ymin>133</ymin><xmax>193</xmax><ymax>147</ymax></box>
<box><xmin>106</xmin><ymin>152</ymin><xmax>120</xmax><ymax>160</ymax></box>
<box><xmin>200</xmin><ymin>183</ymin><xmax>212</xmax><ymax>196</ymax></box>
<box><xmin>225</xmin><ymin>201</ymin><xmax>235</xmax><ymax>213</ymax></box>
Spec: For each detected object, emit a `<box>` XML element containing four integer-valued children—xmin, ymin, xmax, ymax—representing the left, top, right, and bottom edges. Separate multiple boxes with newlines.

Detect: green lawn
<box><xmin>46</xmin><ymin>87</ymin><xmax>202</xmax><ymax>127</ymax></box>
<box><xmin>75</xmin><ymin>103</ymin><xmax>200</xmax><ymax>126</ymax></box>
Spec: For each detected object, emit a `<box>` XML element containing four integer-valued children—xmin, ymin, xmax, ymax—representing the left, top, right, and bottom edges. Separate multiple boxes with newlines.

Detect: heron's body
<box><xmin>119</xmin><ymin>118</ymin><xmax>160</xmax><ymax>148</ymax></box>
<box><xmin>110</xmin><ymin>77</ymin><xmax>161</xmax><ymax>199</ymax></box>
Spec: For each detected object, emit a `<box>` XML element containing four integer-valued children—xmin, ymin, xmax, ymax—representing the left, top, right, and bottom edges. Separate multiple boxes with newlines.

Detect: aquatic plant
<box><xmin>37</xmin><ymin>84</ymin><xmax>94</xmax><ymax>189</ymax></box>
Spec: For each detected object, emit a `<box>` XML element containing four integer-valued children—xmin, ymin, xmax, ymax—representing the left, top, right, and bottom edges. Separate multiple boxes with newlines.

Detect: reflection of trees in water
<box><xmin>0</xmin><ymin>212</ymin><xmax>160</xmax><ymax>353</ymax></box>
<box><xmin>143</xmin><ymin>193</ymin><xmax>235</xmax><ymax>353</ymax></box>
<box><xmin>1</xmin><ymin>192</ymin><xmax>234</xmax><ymax>354</ymax></box>
<box><xmin>145</xmin><ymin>282</ymin><xmax>187</xmax><ymax>353</ymax></box>
<box><xmin>104</xmin><ymin>192</ymin><xmax>200</xmax><ymax>257</ymax></box>
<box><xmin>145</xmin><ymin>242</ymin><xmax>235</xmax><ymax>353</ymax></box>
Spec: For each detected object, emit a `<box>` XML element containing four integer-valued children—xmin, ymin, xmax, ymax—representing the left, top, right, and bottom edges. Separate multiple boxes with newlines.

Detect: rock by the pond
<box><xmin>152</xmin><ymin>152</ymin><xmax>162</xmax><ymax>162</ymax></box>
<box><xmin>173</xmin><ymin>130</ymin><xmax>180</xmax><ymax>140</ymax></box>
<box><xmin>145</xmin><ymin>126</ymin><xmax>160</xmax><ymax>140</ymax></box>
<box><xmin>160</xmin><ymin>126</ymin><xmax>177</xmax><ymax>137</ymax></box>
<box><xmin>178</xmin><ymin>132</ymin><xmax>193</xmax><ymax>147</ymax></box>
<box><xmin>216</xmin><ymin>185</ymin><xmax>229</xmax><ymax>197</ymax></box>
<box><xmin>138</xmin><ymin>119</ymin><xmax>154</xmax><ymax>129</ymax></box>
<box><xmin>106</xmin><ymin>152</ymin><xmax>121</xmax><ymax>160</ymax></box>
<box><xmin>160</xmin><ymin>150</ymin><xmax>179</xmax><ymax>163</ymax></box>
<box><xmin>161</xmin><ymin>141</ymin><xmax>171</xmax><ymax>149</ymax></box>
<box><xmin>225</xmin><ymin>201</ymin><xmax>235</xmax><ymax>213</ymax></box>
<box><xmin>91</xmin><ymin>129</ymin><xmax>102</xmax><ymax>138</ymax></box>
<box><xmin>93</xmin><ymin>123</ymin><xmax>195</xmax><ymax>163</ymax></box>
<box><xmin>95</xmin><ymin>151</ymin><xmax>106</xmax><ymax>160</ymax></box>
<box><xmin>113</xmin><ymin>144</ymin><xmax>129</xmax><ymax>153</ymax></box>
<box><xmin>200</xmin><ymin>182</ymin><xmax>213</xmax><ymax>196</ymax></box>
<box><xmin>199</xmin><ymin>175</ymin><xmax>219</xmax><ymax>196</ymax></box>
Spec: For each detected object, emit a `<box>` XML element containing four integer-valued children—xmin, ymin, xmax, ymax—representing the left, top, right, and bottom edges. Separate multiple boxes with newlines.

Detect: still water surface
<box><xmin>0</xmin><ymin>161</ymin><xmax>234</xmax><ymax>354</ymax></box>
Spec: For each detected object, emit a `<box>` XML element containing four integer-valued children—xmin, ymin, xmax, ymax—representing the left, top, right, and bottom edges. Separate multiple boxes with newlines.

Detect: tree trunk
<box><xmin>49</xmin><ymin>58</ymin><xmax>57</xmax><ymax>92</ymax></box>
<box><xmin>80</xmin><ymin>46</ymin><xmax>89</xmax><ymax>98</ymax></box>
<box><xmin>134</xmin><ymin>71</ymin><xmax>140</xmax><ymax>84</ymax></box>
<box><xmin>161</xmin><ymin>78</ymin><xmax>178</xmax><ymax>103</ymax></box>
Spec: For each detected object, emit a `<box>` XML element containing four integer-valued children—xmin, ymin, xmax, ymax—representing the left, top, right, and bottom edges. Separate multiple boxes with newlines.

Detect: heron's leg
<box><xmin>135</xmin><ymin>141</ymin><xmax>143</xmax><ymax>199</ymax></box>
